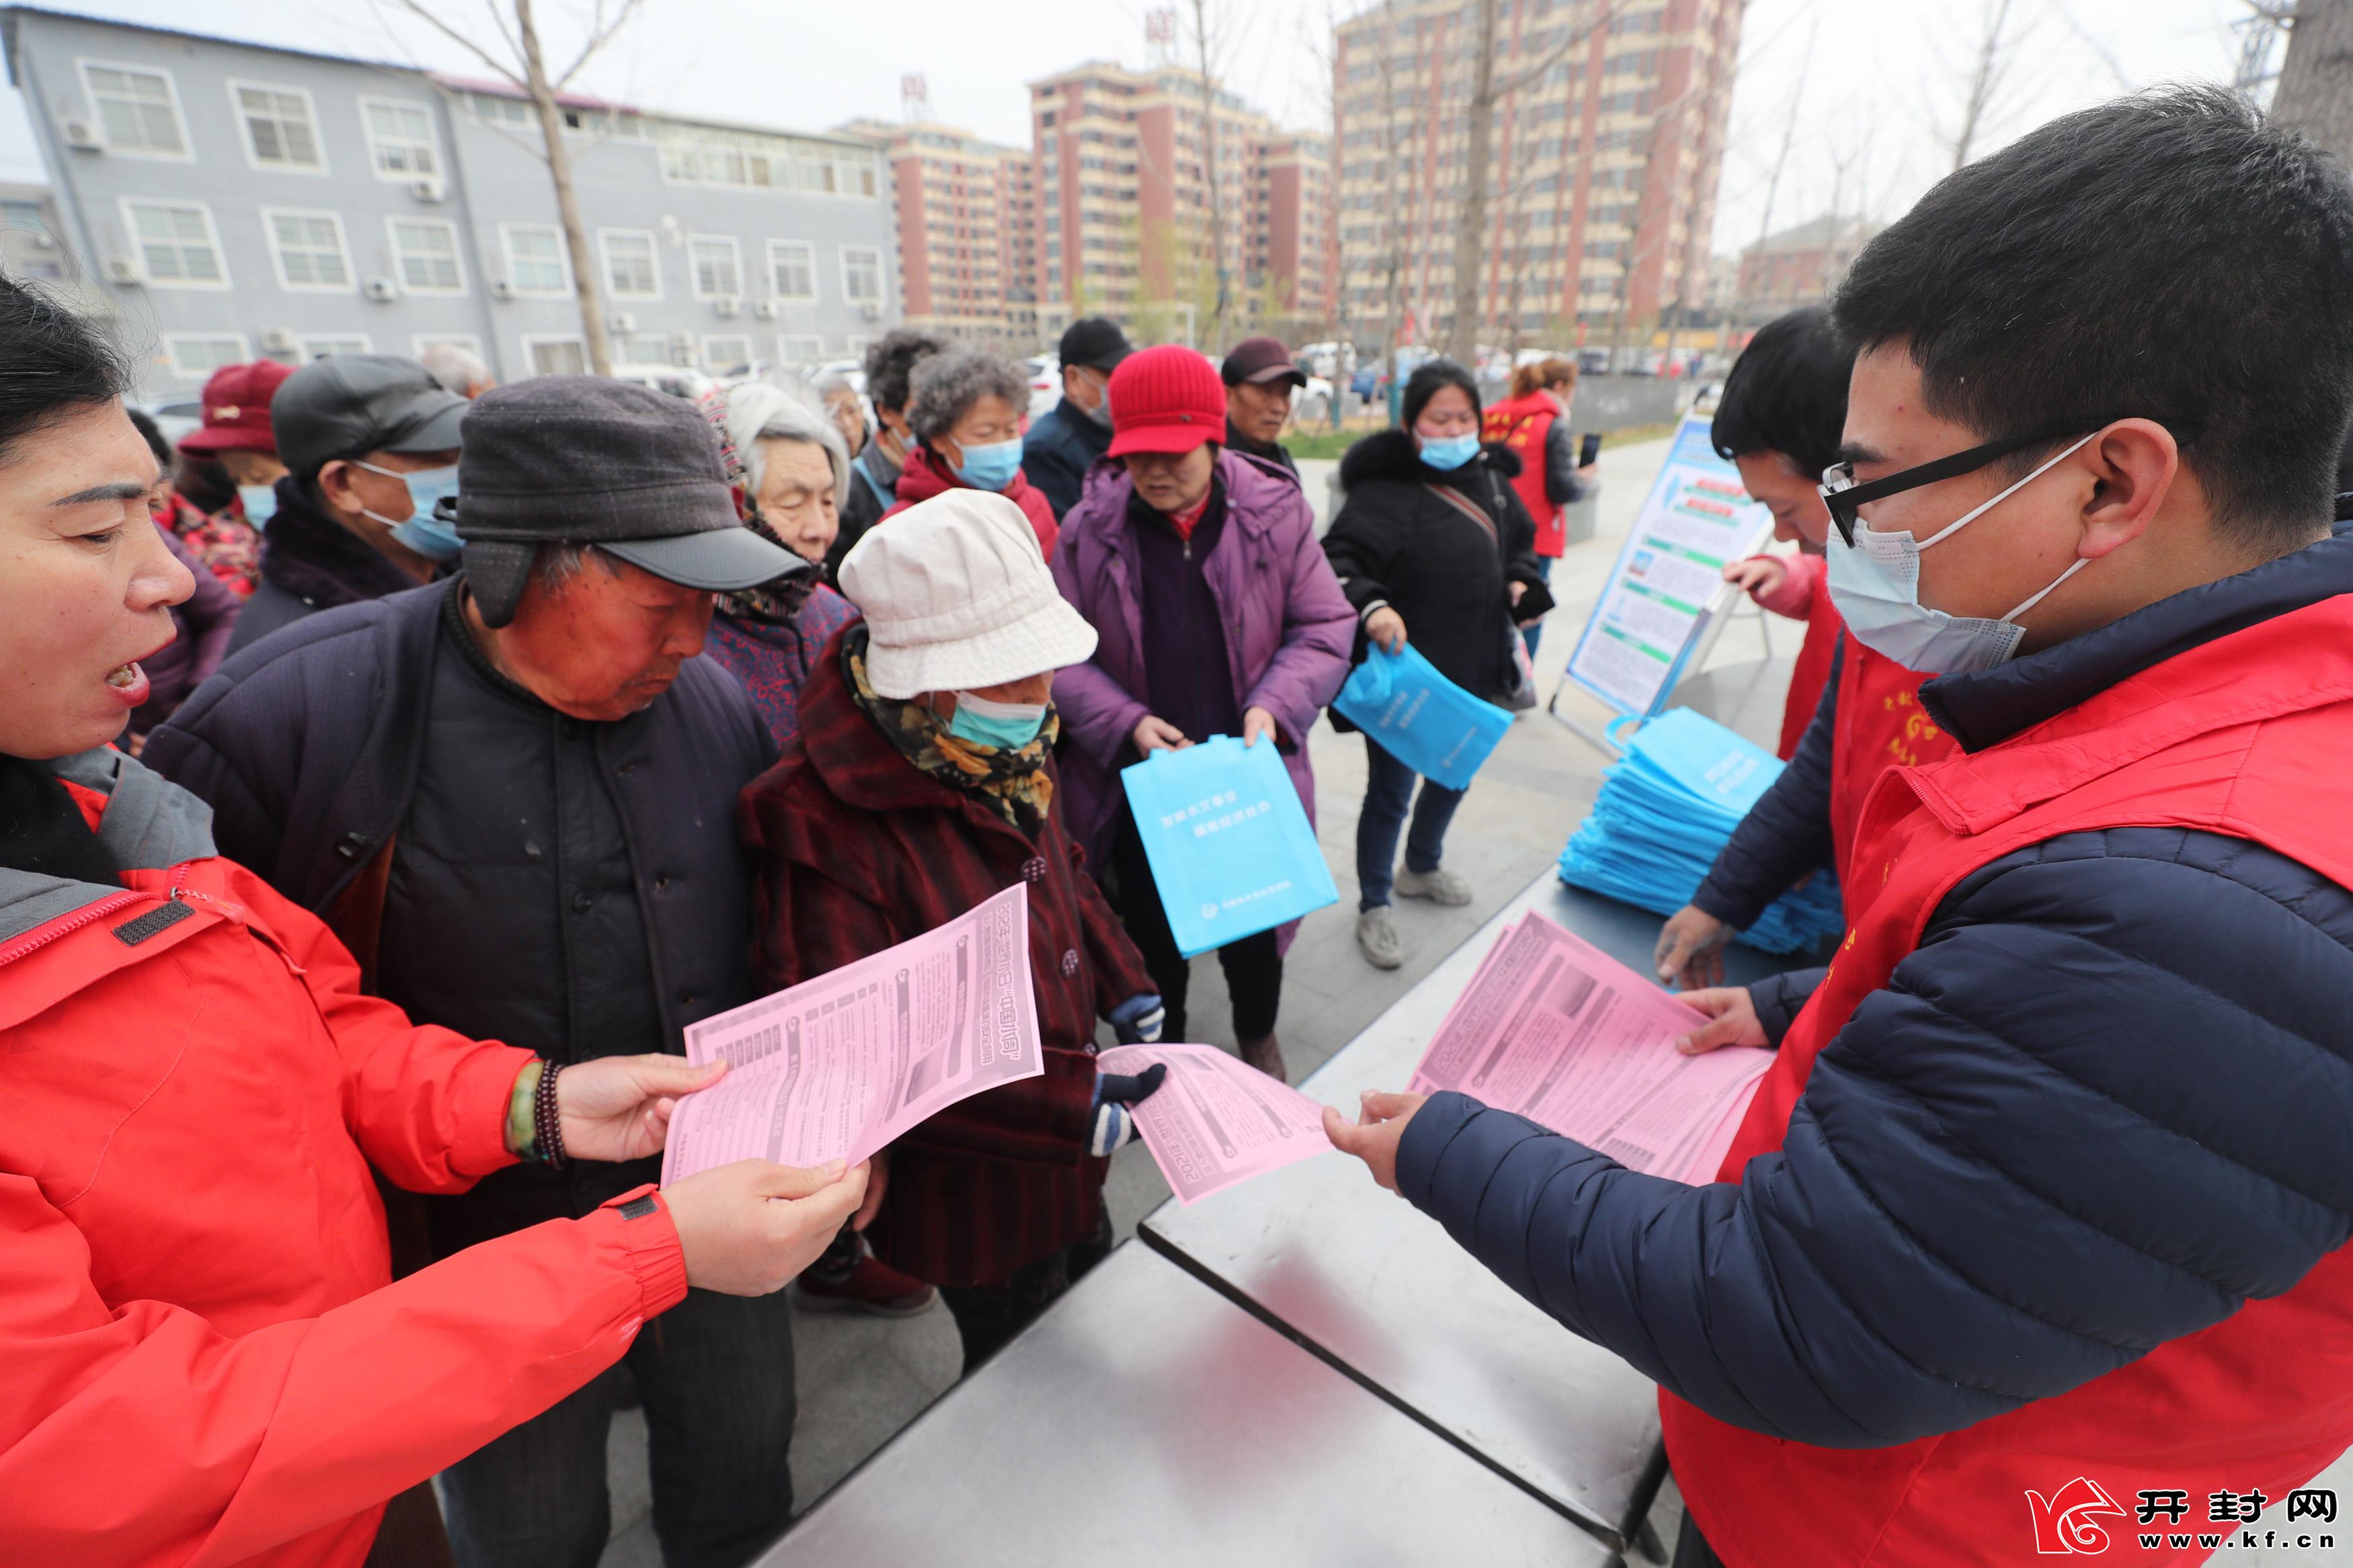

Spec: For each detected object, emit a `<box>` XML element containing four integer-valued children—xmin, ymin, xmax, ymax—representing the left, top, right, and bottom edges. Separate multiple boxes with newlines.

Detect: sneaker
<box><xmin>1356</xmin><ymin>905</ymin><xmax>1404</xmax><ymax>969</ymax></box>
<box><xmin>1394</xmin><ymin>866</ymin><xmax>1474</xmax><ymax>907</ymax></box>
<box><xmin>1239</xmin><ymin>1032</ymin><xmax>1287</xmax><ymax>1084</ymax></box>
<box><xmin>795</xmin><ymin>1254</ymin><xmax>938</xmax><ymax>1318</ymax></box>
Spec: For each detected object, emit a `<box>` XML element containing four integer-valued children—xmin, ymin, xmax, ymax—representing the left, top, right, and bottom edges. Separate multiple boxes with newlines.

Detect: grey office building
<box><xmin>1</xmin><ymin>6</ymin><xmax>902</xmax><ymax>397</ymax></box>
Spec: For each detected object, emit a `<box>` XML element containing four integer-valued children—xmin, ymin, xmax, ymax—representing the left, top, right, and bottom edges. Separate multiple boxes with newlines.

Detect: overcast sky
<box><xmin>0</xmin><ymin>0</ymin><xmax>2266</xmax><ymax>255</ymax></box>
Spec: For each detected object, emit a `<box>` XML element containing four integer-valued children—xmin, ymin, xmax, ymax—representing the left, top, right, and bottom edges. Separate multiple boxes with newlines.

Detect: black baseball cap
<box><xmin>1222</xmin><ymin>337</ymin><xmax>1307</xmax><ymax>390</ymax></box>
<box><xmin>271</xmin><ymin>354</ymin><xmax>470</xmax><ymax>476</ymax></box>
<box><xmin>1058</xmin><ymin>317</ymin><xmax>1133</xmax><ymax>373</ymax></box>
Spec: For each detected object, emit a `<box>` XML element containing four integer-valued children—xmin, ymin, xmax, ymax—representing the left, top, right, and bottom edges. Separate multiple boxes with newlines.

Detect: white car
<box><xmin>1024</xmin><ymin>354</ymin><xmax>1062</xmax><ymax>419</ymax></box>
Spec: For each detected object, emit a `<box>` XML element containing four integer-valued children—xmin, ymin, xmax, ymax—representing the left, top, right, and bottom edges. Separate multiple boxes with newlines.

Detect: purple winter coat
<box><xmin>1049</xmin><ymin>450</ymin><xmax>1355</xmax><ymax>952</ymax></box>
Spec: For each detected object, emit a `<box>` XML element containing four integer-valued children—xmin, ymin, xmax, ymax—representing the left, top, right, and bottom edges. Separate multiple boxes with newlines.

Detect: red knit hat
<box><xmin>180</xmin><ymin>360</ymin><xmax>296</xmax><ymax>455</ymax></box>
<box><xmin>1107</xmin><ymin>343</ymin><xmax>1227</xmax><ymax>457</ymax></box>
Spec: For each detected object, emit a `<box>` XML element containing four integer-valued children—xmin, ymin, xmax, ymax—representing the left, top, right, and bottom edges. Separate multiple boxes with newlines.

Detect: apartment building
<box><xmin>2</xmin><ymin>5</ymin><xmax>900</xmax><ymax>397</ymax></box>
<box><xmin>1332</xmin><ymin>0</ymin><xmax>1743</xmax><ymax>346</ymax></box>
<box><xmin>1734</xmin><ymin>213</ymin><xmax>1880</xmax><ymax>317</ymax></box>
<box><xmin>1028</xmin><ymin>60</ymin><xmax>1331</xmax><ymax>337</ymax></box>
<box><xmin>841</xmin><ymin>117</ymin><xmax>1039</xmax><ymax>348</ymax></box>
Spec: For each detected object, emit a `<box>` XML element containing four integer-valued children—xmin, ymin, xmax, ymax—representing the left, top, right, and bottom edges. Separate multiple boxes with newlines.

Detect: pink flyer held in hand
<box><xmin>1099</xmin><ymin>1043</ymin><xmax>1333</xmax><ymax>1205</ymax></box>
<box><xmin>1410</xmin><ymin>912</ymin><xmax>1771</xmax><ymax>1185</ymax></box>
<box><xmin>660</xmin><ymin>884</ymin><xmax>1042</xmax><ymax>1184</ymax></box>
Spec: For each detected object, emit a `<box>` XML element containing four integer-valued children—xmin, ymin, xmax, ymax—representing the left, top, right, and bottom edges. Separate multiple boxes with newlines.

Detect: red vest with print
<box><xmin>1482</xmin><ymin>392</ymin><xmax>1565</xmax><ymax>554</ymax></box>
<box><xmin>1659</xmin><ymin>594</ymin><xmax>2353</xmax><ymax>1567</ymax></box>
<box><xmin>1829</xmin><ymin>638</ymin><xmax>1958</xmax><ymax>927</ymax></box>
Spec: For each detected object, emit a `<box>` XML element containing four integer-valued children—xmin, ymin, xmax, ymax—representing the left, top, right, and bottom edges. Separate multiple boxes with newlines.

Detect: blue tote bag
<box><xmin>1332</xmin><ymin>643</ymin><xmax>1513</xmax><ymax>792</ymax></box>
<box><xmin>1120</xmin><ymin>735</ymin><xmax>1340</xmax><ymax>957</ymax></box>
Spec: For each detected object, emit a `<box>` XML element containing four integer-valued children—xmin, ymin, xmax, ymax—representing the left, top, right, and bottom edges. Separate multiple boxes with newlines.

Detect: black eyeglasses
<box><xmin>1818</xmin><ymin>421</ymin><xmax>2124</xmax><ymax>547</ymax></box>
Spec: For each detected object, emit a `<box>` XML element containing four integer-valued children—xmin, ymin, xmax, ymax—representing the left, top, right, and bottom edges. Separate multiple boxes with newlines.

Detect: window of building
<box><xmin>78</xmin><ymin>61</ymin><xmax>188</xmax><ymax>157</ymax></box>
<box><xmin>841</xmin><ymin>246</ymin><xmax>885</xmax><ymax>307</ymax></box>
<box><xmin>501</xmin><ymin>224</ymin><xmax>570</xmax><ymax>295</ymax></box>
<box><xmin>614</xmin><ymin>332</ymin><xmax>674</xmax><ymax>366</ymax></box>
<box><xmin>523</xmin><ymin>336</ymin><xmax>588</xmax><ymax>376</ymax></box>
<box><xmin>413</xmin><ymin>333</ymin><xmax>483</xmax><ymax>360</ymax></box>
<box><xmin>262</xmin><ymin>209</ymin><xmax>353</xmax><ymax>290</ymax></box>
<box><xmin>163</xmin><ymin>332</ymin><xmax>249</xmax><ymax>378</ymax></box>
<box><xmin>387</xmin><ymin>218</ymin><xmax>464</xmax><ymax>294</ymax></box>
<box><xmin>702</xmin><ymin>334</ymin><xmax>753</xmax><ymax>372</ymax></box>
<box><xmin>231</xmin><ymin>82</ymin><xmax>325</xmax><ymax>171</ymax></box>
<box><xmin>689</xmin><ymin>235</ymin><xmax>742</xmax><ymax>298</ymax></box>
<box><xmin>777</xmin><ymin>334</ymin><xmax>825</xmax><ymax>365</ymax></box>
<box><xmin>298</xmin><ymin>334</ymin><xmax>372</xmax><ymax>359</ymax></box>
<box><xmin>466</xmin><ymin>92</ymin><xmax>535</xmax><ymax>128</ymax></box>
<box><xmin>362</xmin><ymin>99</ymin><xmax>440</xmax><ymax>179</ymax></box>
<box><xmin>122</xmin><ymin>200</ymin><xmax>227</xmax><ymax>287</ymax></box>
<box><xmin>601</xmin><ymin>230</ymin><xmax>660</xmax><ymax>298</ymax></box>
<box><xmin>766</xmin><ymin>240</ymin><xmax>816</xmax><ymax>302</ymax></box>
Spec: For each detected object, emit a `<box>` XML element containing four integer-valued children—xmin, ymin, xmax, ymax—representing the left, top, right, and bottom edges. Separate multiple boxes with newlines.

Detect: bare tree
<box><xmin>2274</xmin><ymin>0</ymin><xmax>2353</xmax><ymax>163</ymax></box>
<box><xmin>1442</xmin><ymin>0</ymin><xmax>1609</xmax><ymax>365</ymax></box>
<box><xmin>1185</xmin><ymin>0</ymin><xmax>1236</xmax><ymax>346</ymax></box>
<box><xmin>1941</xmin><ymin>0</ymin><xmax>2023</xmax><ymax>171</ymax></box>
<box><xmin>387</xmin><ymin>0</ymin><xmax>645</xmax><ymax>376</ymax></box>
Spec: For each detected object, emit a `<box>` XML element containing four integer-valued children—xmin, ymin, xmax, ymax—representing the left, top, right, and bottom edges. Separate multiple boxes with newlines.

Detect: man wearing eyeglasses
<box><xmin>1324</xmin><ymin>88</ymin><xmax>2353</xmax><ymax>1567</ymax></box>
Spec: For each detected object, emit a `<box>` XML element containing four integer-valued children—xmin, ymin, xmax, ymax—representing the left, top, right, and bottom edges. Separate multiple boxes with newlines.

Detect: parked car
<box><xmin>138</xmin><ymin>397</ymin><xmax>204</xmax><ymax>446</ymax></box>
<box><xmin>613</xmin><ymin>368</ymin><xmax>717</xmax><ymax>403</ymax></box>
<box><xmin>1023</xmin><ymin>354</ymin><xmax>1061</xmax><ymax>419</ymax></box>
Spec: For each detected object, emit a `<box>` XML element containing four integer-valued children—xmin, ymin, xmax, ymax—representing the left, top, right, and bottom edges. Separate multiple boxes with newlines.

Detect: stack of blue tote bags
<box><xmin>1558</xmin><ymin>707</ymin><xmax>1843</xmax><ymax>954</ymax></box>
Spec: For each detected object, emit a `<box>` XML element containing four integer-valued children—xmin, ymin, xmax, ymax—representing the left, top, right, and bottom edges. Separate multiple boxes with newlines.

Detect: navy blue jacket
<box><xmin>1023</xmin><ymin>399</ymin><xmax>1113</xmax><ymax>521</ymax></box>
<box><xmin>1399</xmin><ymin>531</ymin><xmax>2353</xmax><ymax>1448</ymax></box>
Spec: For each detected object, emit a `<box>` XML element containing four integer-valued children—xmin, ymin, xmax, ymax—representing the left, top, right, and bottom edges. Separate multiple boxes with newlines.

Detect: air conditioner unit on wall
<box><xmin>712</xmin><ymin>294</ymin><xmax>741</xmax><ymax>318</ymax></box>
<box><xmin>491</xmin><ymin>278</ymin><xmax>515</xmax><ymax>301</ymax></box>
<box><xmin>752</xmin><ymin>298</ymin><xmax>779</xmax><ymax>320</ymax></box>
<box><xmin>61</xmin><ymin>119</ymin><xmax>101</xmax><ymax>150</ymax></box>
<box><xmin>261</xmin><ymin>327</ymin><xmax>298</xmax><ymax>354</ymax></box>
<box><xmin>409</xmin><ymin>177</ymin><xmax>446</xmax><ymax>203</ymax></box>
<box><xmin>861</xmin><ymin>302</ymin><xmax>883</xmax><ymax>321</ymax></box>
<box><xmin>363</xmin><ymin>276</ymin><xmax>398</xmax><ymax>302</ymax></box>
<box><xmin>102</xmin><ymin>255</ymin><xmax>141</xmax><ymax>284</ymax></box>
<box><xmin>608</xmin><ymin>310</ymin><xmax>637</xmax><ymax>333</ymax></box>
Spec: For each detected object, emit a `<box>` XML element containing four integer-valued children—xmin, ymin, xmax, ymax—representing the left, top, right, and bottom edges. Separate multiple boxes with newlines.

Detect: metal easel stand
<box><xmin>1546</xmin><ymin>586</ymin><xmax>1757</xmax><ymax>757</ymax></box>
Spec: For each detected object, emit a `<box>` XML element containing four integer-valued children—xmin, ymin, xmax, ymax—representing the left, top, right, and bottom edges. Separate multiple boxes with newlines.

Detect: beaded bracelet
<box><xmin>533</xmin><ymin>1060</ymin><xmax>568</xmax><ymax>1171</ymax></box>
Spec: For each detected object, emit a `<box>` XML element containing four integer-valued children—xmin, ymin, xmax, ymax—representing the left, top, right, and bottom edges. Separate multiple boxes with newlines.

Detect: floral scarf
<box><xmin>842</xmin><ymin>625</ymin><xmax>1057</xmax><ymax>827</ymax></box>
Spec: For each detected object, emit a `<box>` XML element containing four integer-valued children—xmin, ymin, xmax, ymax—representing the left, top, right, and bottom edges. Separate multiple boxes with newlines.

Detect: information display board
<box><xmin>1559</xmin><ymin>415</ymin><xmax>1776</xmax><ymax>720</ymax></box>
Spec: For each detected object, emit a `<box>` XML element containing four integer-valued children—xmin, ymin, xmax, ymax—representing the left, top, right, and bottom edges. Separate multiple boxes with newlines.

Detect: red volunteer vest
<box><xmin>1829</xmin><ymin>638</ymin><xmax>1957</xmax><ymax>927</ymax></box>
<box><xmin>1482</xmin><ymin>393</ymin><xmax>1565</xmax><ymax>555</ymax></box>
<box><xmin>1774</xmin><ymin>581</ymin><xmax>1843</xmax><ymax>761</ymax></box>
<box><xmin>1662</xmin><ymin>593</ymin><xmax>2353</xmax><ymax>1566</ymax></box>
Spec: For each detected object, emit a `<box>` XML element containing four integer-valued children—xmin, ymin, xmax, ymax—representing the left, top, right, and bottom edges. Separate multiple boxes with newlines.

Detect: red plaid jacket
<box><xmin>740</xmin><ymin>632</ymin><xmax>1156</xmax><ymax>1287</ymax></box>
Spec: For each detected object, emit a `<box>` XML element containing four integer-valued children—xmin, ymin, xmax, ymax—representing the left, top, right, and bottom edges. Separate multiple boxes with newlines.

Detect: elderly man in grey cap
<box><xmin>149</xmin><ymin>377</ymin><xmax>808</xmax><ymax>1568</ymax></box>
<box><xmin>229</xmin><ymin>352</ymin><xmax>471</xmax><ymax>655</ymax></box>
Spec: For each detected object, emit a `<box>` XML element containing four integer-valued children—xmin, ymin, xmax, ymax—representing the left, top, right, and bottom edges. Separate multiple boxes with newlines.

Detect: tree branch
<box><xmin>552</xmin><ymin>0</ymin><xmax>645</xmax><ymax>89</ymax></box>
<box><xmin>388</xmin><ymin>0</ymin><xmax>524</xmax><ymax>87</ymax></box>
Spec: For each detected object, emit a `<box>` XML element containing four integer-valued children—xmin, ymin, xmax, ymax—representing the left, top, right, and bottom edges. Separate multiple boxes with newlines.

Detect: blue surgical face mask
<box><xmin>1824</xmin><ymin>432</ymin><xmax>2096</xmax><ymax>675</ymax></box>
<box><xmin>355</xmin><ymin>460</ymin><xmax>465</xmax><ymax>563</ymax></box>
<box><xmin>237</xmin><ymin>484</ymin><xmax>279</xmax><ymax>528</ymax></box>
<box><xmin>949</xmin><ymin>438</ymin><xmax>1025</xmax><ymax>493</ymax></box>
<box><xmin>946</xmin><ymin>690</ymin><xmax>1049</xmax><ymax>749</ymax></box>
<box><xmin>1419</xmin><ymin>433</ymin><xmax>1480</xmax><ymax>471</ymax></box>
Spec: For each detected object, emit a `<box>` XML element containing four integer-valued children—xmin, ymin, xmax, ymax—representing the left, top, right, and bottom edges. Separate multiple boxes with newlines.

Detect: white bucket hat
<box><xmin>839</xmin><ymin>490</ymin><xmax>1099</xmax><ymax>700</ymax></box>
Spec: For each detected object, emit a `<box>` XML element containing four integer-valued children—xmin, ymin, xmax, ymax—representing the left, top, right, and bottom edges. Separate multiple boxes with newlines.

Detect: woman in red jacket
<box><xmin>742</xmin><ymin>489</ymin><xmax>1168</xmax><ymax>1371</ymax></box>
<box><xmin>877</xmin><ymin>346</ymin><xmax>1060</xmax><ymax>557</ymax></box>
<box><xmin>0</xmin><ymin>277</ymin><xmax>866</xmax><ymax>1568</ymax></box>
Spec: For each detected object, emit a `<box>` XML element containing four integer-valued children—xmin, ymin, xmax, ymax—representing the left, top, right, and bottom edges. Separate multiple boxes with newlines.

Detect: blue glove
<box><xmin>1088</xmin><ymin>1063</ymin><xmax>1168</xmax><ymax>1156</ymax></box>
<box><xmin>1109</xmin><ymin>993</ymin><xmax>1166</xmax><ymax>1045</ymax></box>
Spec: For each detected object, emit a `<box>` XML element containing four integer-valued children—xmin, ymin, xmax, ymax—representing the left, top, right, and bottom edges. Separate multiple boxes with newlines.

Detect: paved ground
<box><xmin>584</xmin><ymin>434</ymin><xmax>2352</xmax><ymax>1568</ymax></box>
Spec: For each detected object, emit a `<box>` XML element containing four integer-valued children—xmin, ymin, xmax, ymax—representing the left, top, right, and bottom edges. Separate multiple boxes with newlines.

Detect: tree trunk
<box><xmin>515</xmin><ymin>0</ymin><xmax>612</xmax><ymax>376</ymax></box>
<box><xmin>2276</xmin><ymin>0</ymin><xmax>2353</xmax><ymax>165</ymax></box>
<box><xmin>1193</xmin><ymin>0</ymin><xmax>1232</xmax><ymax>348</ymax></box>
<box><xmin>1443</xmin><ymin>0</ymin><xmax>1501</xmax><ymax>366</ymax></box>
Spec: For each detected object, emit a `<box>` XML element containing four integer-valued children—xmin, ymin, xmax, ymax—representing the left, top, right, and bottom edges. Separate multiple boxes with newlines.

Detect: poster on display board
<box><xmin>1556</xmin><ymin>415</ymin><xmax>1776</xmax><ymax>724</ymax></box>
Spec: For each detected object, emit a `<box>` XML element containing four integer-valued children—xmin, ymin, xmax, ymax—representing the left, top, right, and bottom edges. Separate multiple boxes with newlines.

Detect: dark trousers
<box><xmin>1357</xmin><ymin>737</ymin><xmax>1468</xmax><ymax>910</ymax></box>
<box><xmin>438</xmin><ymin>1287</ymin><xmax>797</xmax><ymax>1568</ymax></box>
<box><xmin>1673</xmin><ymin>1510</ymin><xmax>1724</xmax><ymax>1568</ymax></box>
<box><xmin>1109</xmin><ymin>803</ymin><xmax>1284</xmax><ymax>1041</ymax></box>
<box><xmin>938</xmin><ymin>1214</ymin><xmax>1115</xmax><ymax>1374</ymax></box>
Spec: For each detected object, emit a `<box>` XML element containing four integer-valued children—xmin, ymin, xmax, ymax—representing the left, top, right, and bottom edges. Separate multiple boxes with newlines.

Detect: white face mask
<box><xmin>1824</xmin><ymin>432</ymin><xmax>2098</xmax><ymax>675</ymax></box>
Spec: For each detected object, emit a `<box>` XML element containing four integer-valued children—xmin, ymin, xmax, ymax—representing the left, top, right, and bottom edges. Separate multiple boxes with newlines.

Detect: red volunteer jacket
<box><xmin>1482</xmin><ymin>391</ymin><xmax>1566</xmax><ymax>554</ymax></box>
<box><xmin>0</xmin><ymin>749</ymin><xmax>687</xmax><ymax>1568</ymax></box>
<box><xmin>1666</xmin><ymin>593</ymin><xmax>2353</xmax><ymax>1565</ymax></box>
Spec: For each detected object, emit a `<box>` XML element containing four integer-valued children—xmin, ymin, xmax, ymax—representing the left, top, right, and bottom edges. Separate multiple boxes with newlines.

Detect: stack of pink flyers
<box><xmin>1408</xmin><ymin>913</ymin><xmax>1773</xmax><ymax>1185</ymax></box>
<box><xmin>660</xmin><ymin>884</ymin><xmax>1043</xmax><ymax>1184</ymax></box>
<box><xmin>1097</xmin><ymin>1043</ymin><xmax>1332</xmax><ymax>1206</ymax></box>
